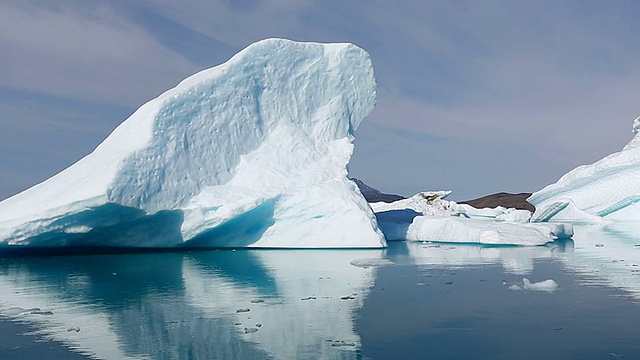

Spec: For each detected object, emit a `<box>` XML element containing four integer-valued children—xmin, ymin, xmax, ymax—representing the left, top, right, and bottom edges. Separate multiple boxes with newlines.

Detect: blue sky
<box><xmin>1</xmin><ymin>0</ymin><xmax>639</xmax><ymax>201</ymax></box>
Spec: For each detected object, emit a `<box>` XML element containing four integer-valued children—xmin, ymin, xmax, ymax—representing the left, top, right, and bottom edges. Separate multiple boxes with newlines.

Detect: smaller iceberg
<box><xmin>529</xmin><ymin>116</ymin><xmax>640</xmax><ymax>223</ymax></box>
<box><xmin>372</xmin><ymin>191</ymin><xmax>572</xmax><ymax>246</ymax></box>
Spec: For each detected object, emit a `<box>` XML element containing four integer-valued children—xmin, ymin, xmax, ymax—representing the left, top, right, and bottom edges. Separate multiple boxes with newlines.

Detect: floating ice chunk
<box><xmin>393</xmin><ymin>216</ymin><xmax>573</xmax><ymax>246</ymax></box>
<box><xmin>522</xmin><ymin>278</ymin><xmax>559</xmax><ymax>292</ymax></box>
<box><xmin>507</xmin><ymin>285</ymin><xmax>523</xmax><ymax>291</ymax></box>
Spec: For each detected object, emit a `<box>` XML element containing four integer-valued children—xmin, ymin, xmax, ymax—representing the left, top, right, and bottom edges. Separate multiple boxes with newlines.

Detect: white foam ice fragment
<box><xmin>522</xmin><ymin>278</ymin><xmax>559</xmax><ymax>292</ymax></box>
<box><xmin>507</xmin><ymin>284</ymin><xmax>523</xmax><ymax>291</ymax></box>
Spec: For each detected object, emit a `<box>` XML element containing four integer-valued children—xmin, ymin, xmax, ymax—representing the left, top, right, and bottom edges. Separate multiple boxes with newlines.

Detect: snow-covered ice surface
<box><xmin>0</xmin><ymin>38</ymin><xmax>385</xmax><ymax>248</ymax></box>
<box><xmin>529</xmin><ymin>116</ymin><xmax>640</xmax><ymax>223</ymax></box>
<box><xmin>373</xmin><ymin>191</ymin><xmax>571</xmax><ymax>246</ymax></box>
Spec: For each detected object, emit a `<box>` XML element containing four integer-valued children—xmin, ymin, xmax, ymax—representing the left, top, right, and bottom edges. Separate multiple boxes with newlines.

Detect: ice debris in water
<box><xmin>505</xmin><ymin>278</ymin><xmax>559</xmax><ymax>292</ymax></box>
<box><xmin>522</xmin><ymin>278</ymin><xmax>559</xmax><ymax>292</ymax></box>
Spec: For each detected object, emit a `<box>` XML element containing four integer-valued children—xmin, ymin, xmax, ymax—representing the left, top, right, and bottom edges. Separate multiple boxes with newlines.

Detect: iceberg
<box><xmin>0</xmin><ymin>38</ymin><xmax>385</xmax><ymax>249</ymax></box>
<box><xmin>529</xmin><ymin>116</ymin><xmax>640</xmax><ymax>223</ymax></box>
<box><xmin>380</xmin><ymin>216</ymin><xmax>572</xmax><ymax>246</ymax></box>
<box><xmin>372</xmin><ymin>191</ymin><xmax>570</xmax><ymax>245</ymax></box>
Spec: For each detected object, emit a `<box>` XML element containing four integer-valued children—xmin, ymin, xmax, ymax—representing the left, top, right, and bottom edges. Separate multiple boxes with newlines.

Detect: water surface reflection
<box><xmin>1</xmin><ymin>231</ymin><xmax>639</xmax><ymax>359</ymax></box>
<box><xmin>0</xmin><ymin>249</ymin><xmax>381</xmax><ymax>359</ymax></box>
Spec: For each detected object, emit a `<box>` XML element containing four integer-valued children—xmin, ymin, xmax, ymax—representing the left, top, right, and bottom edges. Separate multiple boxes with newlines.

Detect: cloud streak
<box><xmin>0</xmin><ymin>0</ymin><xmax>639</xmax><ymax>200</ymax></box>
<box><xmin>0</xmin><ymin>2</ymin><xmax>198</xmax><ymax>106</ymax></box>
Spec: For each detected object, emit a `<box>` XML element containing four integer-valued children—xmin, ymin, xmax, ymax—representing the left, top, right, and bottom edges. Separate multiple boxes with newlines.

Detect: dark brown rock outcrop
<box><xmin>459</xmin><ymin>192</ymin><xmax>535</xmax><ymax>212</ymax></box>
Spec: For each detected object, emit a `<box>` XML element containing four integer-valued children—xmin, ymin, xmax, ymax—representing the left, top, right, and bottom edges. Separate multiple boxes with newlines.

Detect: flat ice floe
<box><xmin>0</xmin><ymin>38</ymin><xmax>385</xmax><ymax>249</ymax></box>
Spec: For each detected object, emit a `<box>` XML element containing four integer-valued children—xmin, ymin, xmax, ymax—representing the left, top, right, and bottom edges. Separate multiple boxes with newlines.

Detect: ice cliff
<box><xmin>0</xmin><ymin>38</ymin><xmax>385</xmax><ymax>248</ymax></box>
<box><xmin>529</xmin><ymin>116</ymin><xmax>640</xmax><ymax>223</ymax></box>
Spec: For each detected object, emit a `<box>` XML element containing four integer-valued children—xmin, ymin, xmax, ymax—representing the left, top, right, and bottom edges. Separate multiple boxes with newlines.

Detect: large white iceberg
<box><xmin>529</xmin><ymin>116</ymin><xmax>640</xmax><ymax>223</ymax></box>
<box><xmin>0</xmin><ymin>38</ymin><xmax>385</xmax><ymax>248</ymax></box>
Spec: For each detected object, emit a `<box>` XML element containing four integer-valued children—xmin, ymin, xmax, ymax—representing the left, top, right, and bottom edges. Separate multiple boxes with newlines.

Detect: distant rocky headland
<box><xmin>459</xmin><ymin>192</ymin><xmax>535</xmax><ymax>212</ymax></box>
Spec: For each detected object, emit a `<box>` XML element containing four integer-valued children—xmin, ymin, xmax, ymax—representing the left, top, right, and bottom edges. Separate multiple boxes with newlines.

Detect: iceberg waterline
<box><xmin>0</xmin><ymin>38</ymin><xmax>385</xmax><ymax>248</ymax></box>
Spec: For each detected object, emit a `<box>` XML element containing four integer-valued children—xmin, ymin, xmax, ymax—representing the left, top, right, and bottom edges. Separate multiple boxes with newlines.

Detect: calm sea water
<box><xmin>1</xmin><ymin>224</ymin><xmax>640</xmax><ymax>359</ymax></box>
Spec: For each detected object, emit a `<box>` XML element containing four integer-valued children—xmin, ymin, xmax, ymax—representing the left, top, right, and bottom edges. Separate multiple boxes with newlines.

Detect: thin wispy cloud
<box><xmin>0</xmin><ymin>2</ymin><xmax>198</xmax><ymax>106</ymax></box>
<box><xmin>0</xmin><ymin>0</ymin><xmax>638</xmax><ymax>200</ymax></box>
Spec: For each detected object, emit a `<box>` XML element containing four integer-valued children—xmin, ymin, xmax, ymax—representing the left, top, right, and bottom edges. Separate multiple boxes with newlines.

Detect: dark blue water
<box><xmin>1</xmin><ymin>225</ymin><xmax>640</xmax><ymax>359</ymax></box>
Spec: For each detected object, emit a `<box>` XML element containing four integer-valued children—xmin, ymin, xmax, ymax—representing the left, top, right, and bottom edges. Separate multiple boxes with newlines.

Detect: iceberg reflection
<box><xmin>351</xmin><ymin>240</ymin><xmax>574</xmax><ymax>275</ymax></box>
<box><xmin>5</xmin><ymin>234</ymin><xmax>640</xmax><ymax>359</ymax></box>
<box><xmin>0</xmin><ymin>248</ymin><xmax>380</xmax><ymax>359</ymax></box>
<box><xmin>559</xmin><ymin>224</ymin><xmax>640</xmax><ymax>300</ymax></box>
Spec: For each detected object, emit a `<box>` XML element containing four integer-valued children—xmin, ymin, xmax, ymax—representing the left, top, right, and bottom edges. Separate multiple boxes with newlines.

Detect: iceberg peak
<box><xmin>623</xmin><ymin>115</ymin><xmax>640</xmax><ymax>151</ymax></box>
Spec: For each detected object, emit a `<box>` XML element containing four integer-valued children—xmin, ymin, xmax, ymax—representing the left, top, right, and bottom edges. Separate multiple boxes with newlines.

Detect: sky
<box><xmin>1</xmin><ymin>0</ymin><xmax>639</xmax><ymax>201</ymax></box>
